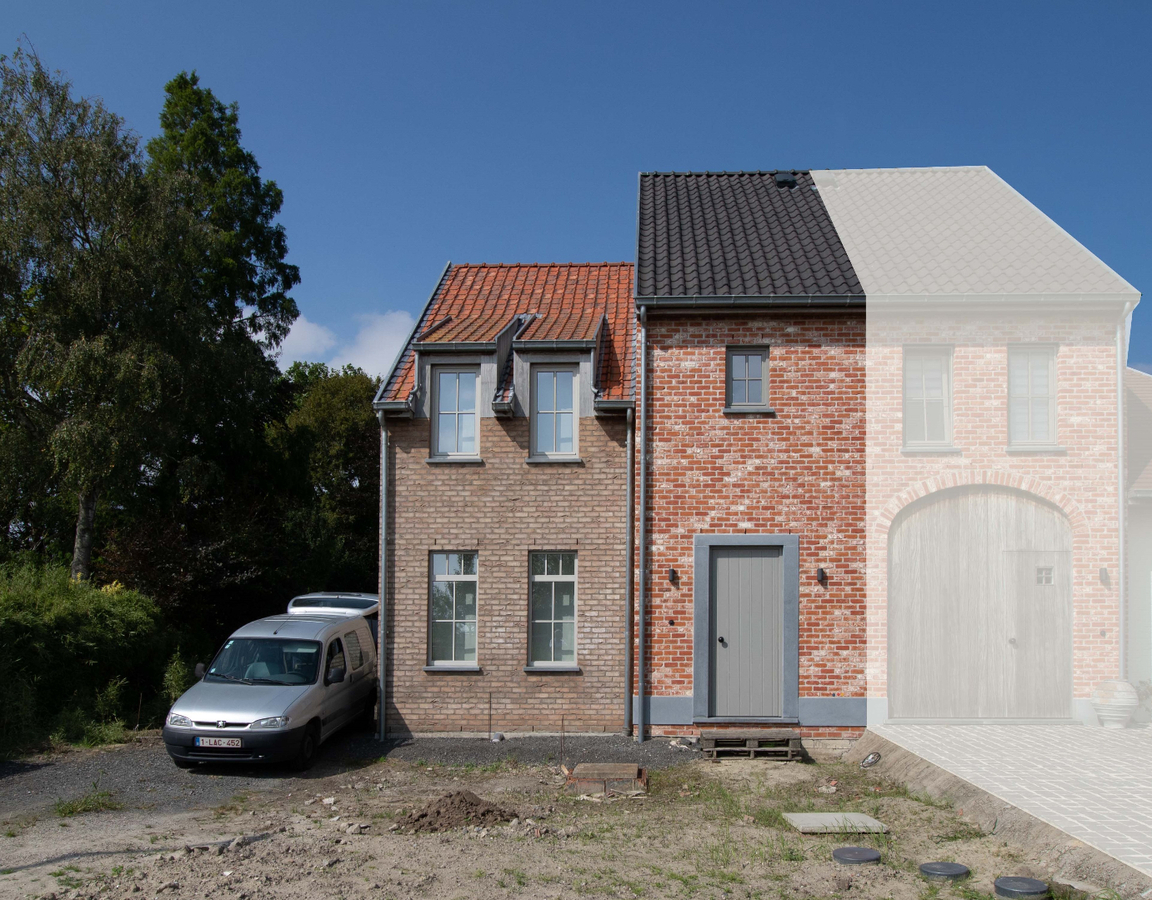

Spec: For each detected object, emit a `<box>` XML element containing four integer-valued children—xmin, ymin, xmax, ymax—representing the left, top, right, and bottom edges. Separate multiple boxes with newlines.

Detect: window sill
<box><xmin>424</xmin><ymin>456</ymin><xmax>484</xmax><ymax>465</ymax></box>
<box><xmin>423</xmin><ymin>665</ymin><xmax>482</xmax><ymax>673</ymax></box>
<box><xmin>523</xmin><ymin>666</ymin><xmax>582</xmax><ymax>674</ymax></box>
<box><xmin>525</xmin><ymin>456</ymin><xmax>584</xmax><ymax>465</ymax></box>
<box><xmin>1004</xmin><ymin>445</ymin><xmax>1067</xmax><ymax>455</ymax></box>
<box><xmin>901</xmin><ymin>446</ymin><xmax>963</xmax><ymax>456</ymax></box>
<box><xmin>722</xmin><ymin>407</ymin><xmax>776</xmax><ymax>417</ymax></box>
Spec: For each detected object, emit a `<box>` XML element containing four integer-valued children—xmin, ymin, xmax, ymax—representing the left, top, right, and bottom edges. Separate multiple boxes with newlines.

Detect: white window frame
<box><xmin>902</xmin><ymin>345</ymin><xmax>954</xmax><ymax>449</ymax></box>
<box><xmin>528</xmin><ymin>552</ymin><xmax>577</xmax><ymax>667</ymax></box>
<box><xmin>530</xmin><ymin>365</ymin><xmax>579</xmax><ymax>459</ymax></box>
<box><xmin>431</xmin><ymin>367</ymin><xmax>480</xmax><ymax>458</ymax></box>
<box><xmin>725</xmin><ymin>346</ymin><xmax>771</xmax><ymax>411</ymax></box>
<box><xmin>1007</xmin><ymin>345</ymin><xmax>1058</xmax><ymax>448</ymax></box>
<box><xmin>428</xmin><ymin>551</ymin><xmax>478</xmax><ymax>666</ymax></box>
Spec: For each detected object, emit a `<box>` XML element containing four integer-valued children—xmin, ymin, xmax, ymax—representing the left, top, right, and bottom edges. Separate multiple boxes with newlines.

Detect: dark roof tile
<box><xmin>636</xmin><ymin>171</ymin><xmax>863</xmax><ymax>299</ymax></box>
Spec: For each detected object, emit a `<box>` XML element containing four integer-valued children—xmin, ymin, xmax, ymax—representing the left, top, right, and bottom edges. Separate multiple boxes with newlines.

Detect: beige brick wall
<box><xmin>382</xmin><ymin>415</ymin><xmax>629</xmax><ymax>733</ymax></box>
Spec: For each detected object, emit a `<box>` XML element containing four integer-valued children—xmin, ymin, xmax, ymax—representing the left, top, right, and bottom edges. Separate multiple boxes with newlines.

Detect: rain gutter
<box><xmin>636</xmin><ymin>304</ymin><xmax>648</xmax><ymax>743</ymax></box>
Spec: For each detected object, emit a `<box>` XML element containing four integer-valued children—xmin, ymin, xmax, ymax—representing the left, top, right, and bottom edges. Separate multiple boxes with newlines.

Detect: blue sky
<box><xmin>10</xmin><ymin>1</ymin><xmax>1152</xmax><ymax>374</ymax></box>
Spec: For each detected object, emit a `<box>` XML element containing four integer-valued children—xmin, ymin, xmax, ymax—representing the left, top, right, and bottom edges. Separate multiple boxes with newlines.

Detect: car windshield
<box><xmin>205</xmin><ymin>639</ymin><xmax>321</xmax><ymax>685</ymax></box>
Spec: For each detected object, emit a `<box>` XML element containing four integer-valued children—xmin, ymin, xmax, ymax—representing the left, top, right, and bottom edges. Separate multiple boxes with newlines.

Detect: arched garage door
<box><xmin>889</xmin><ymin>486</ymin><xmax>1072</xmax><ymax>720</ymax></box>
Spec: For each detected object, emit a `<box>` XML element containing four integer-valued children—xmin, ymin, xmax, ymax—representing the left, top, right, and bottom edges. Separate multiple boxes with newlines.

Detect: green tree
<box><xmin>0</xmin><ymin>51</ymin><xmax>301</xmax><ymax>582</ymax></box>
<box><xmin>146</xmin><ymin>71</ymin><xmax>299</xmax><ymax>347</ymax></box>
<box><xmin>0</xmin><ymin>47</ymin><xmax>204</xmax><ymax>578</ymax></box>
<box><xmin>277</xmin><ymin>362</ymin><xmax>381</xmax><ymax>591</ymax></box>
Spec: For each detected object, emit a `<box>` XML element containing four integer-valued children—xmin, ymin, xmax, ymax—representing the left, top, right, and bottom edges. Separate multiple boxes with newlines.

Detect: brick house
<box><xmin>375</xmin><ymin>167</ymin><xmax>1140</xmax><ymax>740</ymax></box>
<box><xmin>373</xmin><ymin>263</ymin><xmax>635</xmax><ymax>733</ymax></box>
<box><xmin>631</xmin><ymin>168</ymin><xmax>1139</xmax><ymax>739</ymax></box>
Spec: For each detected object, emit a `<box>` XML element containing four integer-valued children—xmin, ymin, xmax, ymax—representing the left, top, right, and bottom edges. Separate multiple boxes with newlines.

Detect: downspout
<box><xmin>1117</xmin><ymin>305</ymin><xmax>1133</xmax><ymax>679</ymax></box>
<box><xmin>624</xmin><ymin>406</ymin><xmax>635</xmax><ymax>735</ymax></box>
<box><xmin>636</xmin><ymin>305</ymin><xmax>648</xmax><ymax>743</ymax></box>
<box><xmin>377</xmin><ymin>415</ymin><xmax>389</xmax><ymax>741</ymax></box>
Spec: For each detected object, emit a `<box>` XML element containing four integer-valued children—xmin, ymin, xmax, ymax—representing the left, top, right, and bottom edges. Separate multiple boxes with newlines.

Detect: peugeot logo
<box><xmin>216</xmin><ymin>720</ymin><xmax>227</xmax><ymax>729</ymax></box>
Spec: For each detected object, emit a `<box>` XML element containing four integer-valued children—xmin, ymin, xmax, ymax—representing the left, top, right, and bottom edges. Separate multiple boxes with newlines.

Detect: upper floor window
<box><xmin>529</xmin><ymin>552</ymin><xmax>576</xmax><ymax>666</ymax></box>
<box><xmin>429</xmin><ymin>552</ymin><xmax>477</xmax><ymax>665</ymax></box>
<box><xmin>532</xmin><ymin>367</ymin><xmax>577</xmax><ymax>458</ymax></box>
<box><xmin>433</xmin><ymin>368</ymin><xmax>478</xmax><ymax>457</ymax></box>
<box><xmin>725</xmin><ymin>346</ymin><xmax>771</xmax><ymax>412</ymax></box>
<box><xmin>1008</xmin><ymin>346</ymin><xmax>1056</xmax><ymax>446</ymax></box>
<box><xmin>903</xmin><ymin>346</ymin><xmax>953</xmax><ymax>447</ymax></box>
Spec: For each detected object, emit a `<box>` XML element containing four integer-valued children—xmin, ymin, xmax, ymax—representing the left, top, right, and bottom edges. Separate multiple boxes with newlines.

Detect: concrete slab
<box><xmin>783</xmin><ymin>812</ymin><xmax>889</xmax><ymax>834</ymax></box>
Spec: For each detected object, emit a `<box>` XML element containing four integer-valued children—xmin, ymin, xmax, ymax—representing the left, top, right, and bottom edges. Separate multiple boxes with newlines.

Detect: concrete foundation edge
<box><xmin>633</xmin><ymin>695</ymin><xmax>869</xmax><ymax>726</ymax></box>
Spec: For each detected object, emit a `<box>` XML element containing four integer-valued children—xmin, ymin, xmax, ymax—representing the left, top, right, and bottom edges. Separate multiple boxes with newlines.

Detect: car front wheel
<box><xmin>294</xmin><ymin>723</ymin><xmax>320</xmax><ymax>771</ymax></box>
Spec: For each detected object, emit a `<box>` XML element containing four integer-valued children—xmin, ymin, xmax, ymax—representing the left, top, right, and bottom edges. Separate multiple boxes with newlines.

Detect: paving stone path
<box><xmin>873</xmin><ymin>723</ymin><xmax>1152</xmax><ymax>877</ymax></box>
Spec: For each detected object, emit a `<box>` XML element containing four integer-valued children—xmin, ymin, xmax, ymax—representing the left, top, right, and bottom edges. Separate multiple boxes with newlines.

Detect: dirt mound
<box><xmin>395</xmin><ymin>790</ymin><xmax>516</xmax><ymax>833</ymax></box>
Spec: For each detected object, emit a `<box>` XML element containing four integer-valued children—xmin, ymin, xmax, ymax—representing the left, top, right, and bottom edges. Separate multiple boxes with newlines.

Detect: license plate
<box><xmin>195</xmin><ymin>737</ymin><xmax>242</xmax><ymax>748</ymax></box>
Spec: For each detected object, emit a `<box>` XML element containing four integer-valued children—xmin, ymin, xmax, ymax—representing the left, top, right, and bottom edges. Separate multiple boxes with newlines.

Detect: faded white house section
<box><xmin>1126</xmin><ymin>368</ymin><xmax>1152</xmax><ymax>719</ymax></box>
<box><xmin>813</xmin><ymin>166</ymin><xmax>1142</xmax><ymax>726</ymax></box>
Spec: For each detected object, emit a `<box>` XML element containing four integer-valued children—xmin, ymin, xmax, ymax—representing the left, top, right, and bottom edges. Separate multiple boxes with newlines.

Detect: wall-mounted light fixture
<box><xmin>668</xmin><ymin>567</ymin><xmax>677</xmax><ymax>583</ymax></box>
<box><xmin>816</xmin><ymin>567</ymin><xmax>827</xmax><ymax>585</ymax></box>
<box><xmin>1099</xmin><ymin>567</ymin><xmax>1110</xmax><ymax>586</ymax></box>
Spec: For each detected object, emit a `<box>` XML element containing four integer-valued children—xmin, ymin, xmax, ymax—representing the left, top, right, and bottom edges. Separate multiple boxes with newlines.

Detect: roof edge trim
<box><xmin>373</xmin><ymin>260</ymin><xmax>452</xmax><ymax>405</ymax></box>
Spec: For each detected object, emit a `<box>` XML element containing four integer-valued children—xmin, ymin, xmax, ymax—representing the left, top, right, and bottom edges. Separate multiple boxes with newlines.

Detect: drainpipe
<box><xmin>636</xmin><ymin>305</ymin><xmax>648</xmax><ymax>743</ymax></box>
<box><xmin>377</xmin><ymin>415</ymin><xmax>389</xmax><ymax>741</ymax></box>
<box><xmin>624</xmin><ymin>406</ymin><xmax>635</xmax><ymax>735</ymax></box>
<box><xmin>1117</xmin><ymin>306</ymin><xmax>1133</xmax><ymax>679</ymax></box>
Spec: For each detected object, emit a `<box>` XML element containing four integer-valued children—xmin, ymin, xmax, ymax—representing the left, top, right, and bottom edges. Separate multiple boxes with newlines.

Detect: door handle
<box><xmin>718</xmin><ymin>636</ymin><xmax>726</xmax><ymax>645</ymax></box>
<box><xmin>1008</xmin><ymin>637</ymin><xmax>1017</xmax><ymax>645</ymax></box>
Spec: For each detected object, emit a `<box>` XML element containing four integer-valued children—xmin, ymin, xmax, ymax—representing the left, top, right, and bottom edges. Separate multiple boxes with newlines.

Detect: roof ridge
<box><xmin>640</xmin><ymin>170</ymin><xmax>806</xmax><ymax>177</ymax></box>
<box><xmin>450</xmin><ymin>261</ymin><xmax>633</xmax><ymax>268</ymax></box>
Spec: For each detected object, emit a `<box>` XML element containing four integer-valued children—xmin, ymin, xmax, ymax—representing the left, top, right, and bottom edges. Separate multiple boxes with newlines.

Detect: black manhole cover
<box><xmin>995</xmin><ymin>877</ymin><xmax>1049</xmax><ymax>898</ymax></box>
<box><xmin>920</xmin><ymin>862</ymin><xmax>970</xmax><ymax>882</ymax></box>
<box><xmin>833</xmin><ymin>847</ymin><xmax>881</xmax><ymax>865</ymax></box>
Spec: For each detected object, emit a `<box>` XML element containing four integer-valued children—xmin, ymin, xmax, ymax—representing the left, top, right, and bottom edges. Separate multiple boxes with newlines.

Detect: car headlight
<box><xmin>250</xmin><ymin>716</ymin><xmax>290</xmax><ymax>729</ymax></box>
<box><xmin>167</xmin><ymin>713</ymin><xmax>193</xmax><ymax>727</ymax></box>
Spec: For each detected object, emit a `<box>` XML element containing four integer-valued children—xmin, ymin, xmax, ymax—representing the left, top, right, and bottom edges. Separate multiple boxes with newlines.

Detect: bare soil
<box><xmin>395</xmin><ymin>790</ymin><xmax>517</xmax><ymax>833</ymax></box>
<box><xmin>0</xmin><ymin>739</ymin><xmax>1141</xmax><ymax>900</ymax></box>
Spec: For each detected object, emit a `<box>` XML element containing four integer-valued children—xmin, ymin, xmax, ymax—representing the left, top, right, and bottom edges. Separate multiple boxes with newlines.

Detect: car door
<box><xmin>342</xmin><ymin>628</ymin><xmax>368</xmax><ymax>706</ymax></box>
<box><xmin>320</xmin><ymin>637</ymin><xmax>351</xmax><ymax>740</ymax></box>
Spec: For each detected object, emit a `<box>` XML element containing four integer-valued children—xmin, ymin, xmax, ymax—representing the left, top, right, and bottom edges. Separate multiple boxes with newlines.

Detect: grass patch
<box><xmin>54</xmin><ymin>785</ymin><xmax>121</xmax><ymax>817</ymax></box>
<box><xmin>502</xmin><ymin>868</ymin><xmax>528</xmax><ymax>887</ymax></box>
<box><xmin>938</xmin><ymin>821</ymin><xmax>984</xmax><ymax>841</ymax></box>
<box><xmin>49</xmin><ymin>865</ymin><xmax>83</xmax><ymax>889</ymax></box>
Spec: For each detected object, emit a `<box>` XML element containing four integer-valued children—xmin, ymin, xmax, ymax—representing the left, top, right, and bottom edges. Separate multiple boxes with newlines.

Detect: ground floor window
<box><xmin>429</xmin><ymin>551</ymin><xmax>477</xmax><ymax>664</ymax></box>
<box><xmin>529</xmin><ymin>552</ymin><xmax>576</xmax><ymax>665</ymax></box>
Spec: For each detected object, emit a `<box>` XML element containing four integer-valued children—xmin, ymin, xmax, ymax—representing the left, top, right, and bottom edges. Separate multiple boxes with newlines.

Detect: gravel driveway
<box><xmin>0</xmin><ymin>728</ymin><xmax>694</xmax><ymax>819</ymax></box>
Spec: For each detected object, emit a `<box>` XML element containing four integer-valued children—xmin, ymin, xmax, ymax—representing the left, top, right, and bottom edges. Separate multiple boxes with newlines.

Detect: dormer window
<box><xmin>531</xmin><ymin>366</ymin><xmax>578</xmax><ymax>459</ymax></box>
<box><xmin>432</xmin><ymin>368</ymin><xmax>478</xmax><ymax>457</ymax></box>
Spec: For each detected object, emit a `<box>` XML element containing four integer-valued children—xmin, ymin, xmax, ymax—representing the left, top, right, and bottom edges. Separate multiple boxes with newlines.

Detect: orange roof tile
<box><xmin>381</xmin><ymin>263</ymin><xmax>635</xmax><ymax>405</ymax></box>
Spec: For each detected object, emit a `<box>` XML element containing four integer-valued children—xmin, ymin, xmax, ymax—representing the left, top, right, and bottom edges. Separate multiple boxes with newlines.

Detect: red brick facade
<box><xmin>383</xmin><ymin>415</ymin><xmax>629</xmax><ymax>733</ymax></box>
<box><xmin>636</xmin><ymin>312</ymin><xmax>867</xmax><ymax>734</ymax></box>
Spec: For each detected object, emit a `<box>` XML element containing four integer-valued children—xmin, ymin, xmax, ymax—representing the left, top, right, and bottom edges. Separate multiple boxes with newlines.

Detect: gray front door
<box><xmin>710</xmin><ymin>546</ymin><xmax>784</xmax><ymax>717</ymax></box>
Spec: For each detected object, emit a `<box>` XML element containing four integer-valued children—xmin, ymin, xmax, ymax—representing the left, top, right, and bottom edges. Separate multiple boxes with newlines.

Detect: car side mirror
<box><xmin>327</xmin><ymin>667</ymin><xmax>346</xmax><ymax>685</ymax></box>
<box><xmin>194</xmin><ymin>663</ymin><xmax>206</xmax><ymax>679</ymax></box>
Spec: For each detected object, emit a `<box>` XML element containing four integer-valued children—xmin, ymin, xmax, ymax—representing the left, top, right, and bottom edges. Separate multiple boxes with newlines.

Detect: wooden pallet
<box><xmin>700</xmin><ymin>729</ymin><xmax>802</xmax><ymax>760</ymax></box>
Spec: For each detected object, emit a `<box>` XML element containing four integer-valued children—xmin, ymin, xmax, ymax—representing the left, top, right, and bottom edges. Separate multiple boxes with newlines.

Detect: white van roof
<box><xmin>286</xmin><ymin>592</ymin><xmax>380</xmax><ymax>617</ymax></box>
<box><xmin>231</xmin><ymin>614</ymin><xmax>359</xmax><ymax>642</ymax></box>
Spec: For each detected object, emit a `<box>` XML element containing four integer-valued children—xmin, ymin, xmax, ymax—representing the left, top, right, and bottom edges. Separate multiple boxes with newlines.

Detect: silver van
<box><xmin>162</xmin><ymin>612</ymin><xmax>377</xmax><ymax>769</ymax></box>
